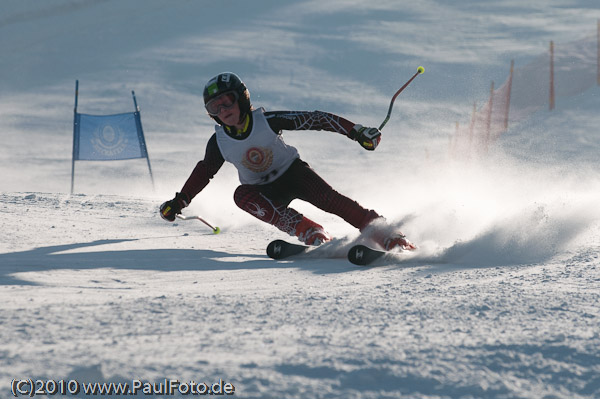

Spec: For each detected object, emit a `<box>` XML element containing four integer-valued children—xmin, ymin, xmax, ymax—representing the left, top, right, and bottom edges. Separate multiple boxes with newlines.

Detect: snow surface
<box><xmin>1</xmin><ymin>1</ymin><xmax>600</xmax><ymax>398</ymax></box>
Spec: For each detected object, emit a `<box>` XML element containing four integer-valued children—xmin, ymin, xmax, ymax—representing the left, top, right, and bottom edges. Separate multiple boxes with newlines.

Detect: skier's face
<box><xmin>206</xmin><ymin>91</ymin><xmax>238</xmax><ymax>116</ymax></box>
<box><xmin>218</xmin><ymin>99</ymin><xmax>242</xmax><ymax>127</ymax></box>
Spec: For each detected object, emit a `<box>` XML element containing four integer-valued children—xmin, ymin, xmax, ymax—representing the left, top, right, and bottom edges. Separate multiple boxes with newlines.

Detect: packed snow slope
<box><xmin>1</xmin><ymin>1</ymin><xmax>599</xmax><ymax>398</ymax></box>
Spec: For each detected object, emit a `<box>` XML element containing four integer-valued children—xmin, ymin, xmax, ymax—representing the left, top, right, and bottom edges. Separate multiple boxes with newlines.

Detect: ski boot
<box><xmin>295</xmin><ymin>217</ymin><xmax>332</xmax><ymax>246</ymax></box>
<box><xmin>367</xmin><ymin>227</ymin><xmax>416</xmax><ymax>251</ymax></box>
<box><xmin>362</xmin><ymin>216</ymin><xmax>416</xmax><ymax>251</ymax></box>
<box><xmin>380</xmin><ymin>233</ymin><xmax>417</xmax><ymax>251</ymax></box>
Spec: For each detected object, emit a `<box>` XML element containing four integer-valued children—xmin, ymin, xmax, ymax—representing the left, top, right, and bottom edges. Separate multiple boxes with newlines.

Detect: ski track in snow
<box><xmin>1</xmin><ymin>192</ymin><xmax>599</xmax><ymax>398</ymax></box>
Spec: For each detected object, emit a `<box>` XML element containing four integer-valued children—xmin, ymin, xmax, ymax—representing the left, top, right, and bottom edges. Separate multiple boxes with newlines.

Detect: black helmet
<box><xmin>203</xmin><ymin>72</ymin><xmax>251</xmax><ymax>124</ymax></box>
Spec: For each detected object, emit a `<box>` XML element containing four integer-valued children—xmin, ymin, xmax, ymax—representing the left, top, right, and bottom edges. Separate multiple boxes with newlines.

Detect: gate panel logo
<box><xmin>91</xmin><ymin>124</ymin><xmax>128</xmax><ymax>157</ymax></box>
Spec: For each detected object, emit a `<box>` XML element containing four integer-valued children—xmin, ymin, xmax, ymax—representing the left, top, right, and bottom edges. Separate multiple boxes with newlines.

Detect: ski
<box><xmin>267</xmin><ymin>240</ymin><xmax>409</xmax><ymax>266</ymax></box>
<box><xmin>347</xmin><ymin>244</ymin><xmax>387</xmax><ymax>266</ymax></box>
<box><xmin>266</xmin><ymin>239</ymin><xmax>309</xmax><ymax>260</ymax></box>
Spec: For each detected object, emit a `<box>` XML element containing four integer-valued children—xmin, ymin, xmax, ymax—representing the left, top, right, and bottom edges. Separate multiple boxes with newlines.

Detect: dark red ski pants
<box><xmin>233</xmin><ymin>158</ymin><xmax>379</xmax><ymax>235</ymax></box>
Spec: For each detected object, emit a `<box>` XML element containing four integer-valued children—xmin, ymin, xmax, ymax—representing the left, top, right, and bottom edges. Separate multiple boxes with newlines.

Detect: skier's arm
<box><xmin>159</xmin><ymin>134</ymin><xmax>224</xmax><ymax>222</ymax></box>
<box><xmin>181</xmin><ymin>134</ymin><xmax>225</xmax><ymax>200</ymax></box>
<box><xmin>264</xmin><ymin>110</ymin><xmax>381</xmax><ymax>150</ymax></box>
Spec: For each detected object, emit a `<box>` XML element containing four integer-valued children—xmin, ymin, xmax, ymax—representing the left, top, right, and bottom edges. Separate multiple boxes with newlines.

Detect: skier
<box><xmin>160</xmin><ymin>72</ymin><xmax>414</xmax><ymax>250</ymax></box>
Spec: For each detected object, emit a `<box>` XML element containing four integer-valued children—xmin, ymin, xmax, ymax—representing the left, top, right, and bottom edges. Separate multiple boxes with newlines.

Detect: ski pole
<box><xmin>176</xmin><ymin>214</ymin><xmax>221</xmax><ymax>234</ymax></box>
<box><xmin>379</xmin><ymin>66</ymin><xmax>425</xmax><ymax>130</ymax></box>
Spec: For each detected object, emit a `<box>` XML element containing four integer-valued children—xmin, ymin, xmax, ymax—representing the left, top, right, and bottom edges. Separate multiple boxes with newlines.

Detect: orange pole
<box><xmin>504</xmin><ymin>60</ymin><xmax>514</xmax><ymax>130</ymax></box>
<box><xmin>468</xmin><ymin>101</ymin><xmax>476</xmax><ymax>150</ymax></box>
<box><xmin>550</xmin><ymin>41</ymin><xmax>555</xmax><ymax>110</ymax></box>
<box><xmin>485</xmin><ymin>81</ymin><xmax>494</xmax><ymax>152</ymax></box>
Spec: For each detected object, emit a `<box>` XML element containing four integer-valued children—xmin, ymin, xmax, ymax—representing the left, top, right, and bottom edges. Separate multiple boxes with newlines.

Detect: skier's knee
<box><xmin>359</xmin><ymin>210</ymin><xmax>382</xmax><ymax>231</ymax></box>
<box><xmin>233</xmin><ymin>185</ymin><xmax>252</xmax><ymax>210</ymax></box>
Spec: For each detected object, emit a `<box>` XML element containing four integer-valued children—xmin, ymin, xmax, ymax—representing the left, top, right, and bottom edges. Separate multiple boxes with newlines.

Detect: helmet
<box><xmin>203</xmin><ymin>72</ymin><xmax>251</xmax><ymax>124</ymax></box>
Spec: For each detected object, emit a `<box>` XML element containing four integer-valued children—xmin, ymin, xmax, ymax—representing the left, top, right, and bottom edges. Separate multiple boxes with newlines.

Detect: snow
<box><xmin>1</xmin><ymin>1</ymin><xmax>599</xmax><ymax>398</ymax></box>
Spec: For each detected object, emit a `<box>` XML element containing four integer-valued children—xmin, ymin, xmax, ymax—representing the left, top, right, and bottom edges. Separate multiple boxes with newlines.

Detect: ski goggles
<box><xmin>205</xmin><ymin>91</ymin><xmax>239</xmax><ymax>116</ymax></box>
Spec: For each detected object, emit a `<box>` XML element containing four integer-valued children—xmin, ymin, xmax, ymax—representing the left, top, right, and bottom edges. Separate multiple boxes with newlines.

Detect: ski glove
<box><xmin>348</xmin><ymin>124</ymin><xmax>381</xmax><ymax>151</ymax></box>
<box><xmin>159</xmin><ymin>192</ymin><xmax>190</xmax><ymax>222</ymax></box>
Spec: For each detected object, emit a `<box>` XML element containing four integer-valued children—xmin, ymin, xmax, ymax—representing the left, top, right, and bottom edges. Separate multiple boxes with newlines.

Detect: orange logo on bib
<box><xmin>242</xmin><ymin>147</ymin><xmax>273</xmax><ymax>173</ymax></box>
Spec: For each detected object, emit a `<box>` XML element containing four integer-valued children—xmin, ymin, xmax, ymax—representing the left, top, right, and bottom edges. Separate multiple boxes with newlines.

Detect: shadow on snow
<box><xmin>0</xmin><ymin>237</ymin><xmax>360</xmax><ymax>285</ymax></box>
